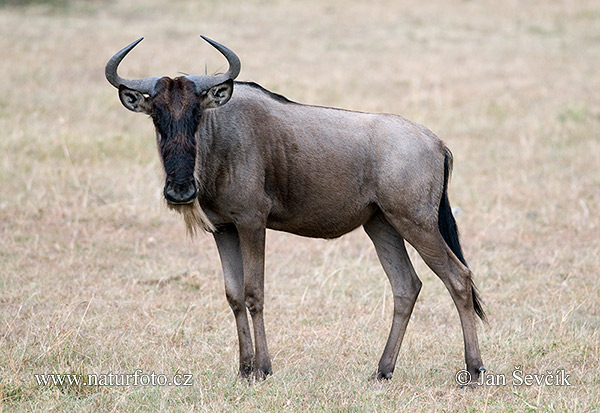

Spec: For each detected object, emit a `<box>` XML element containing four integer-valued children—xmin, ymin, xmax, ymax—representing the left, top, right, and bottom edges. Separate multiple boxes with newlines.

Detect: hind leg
<box><xmin>385</xmin><ymin>214</ymin><xmax>484</xmax><ymax>381</ymax></box>
<box><xmin>364</xmin><ymin>213</ymin><xmax>422</xmax><ymax>380</ymax></box>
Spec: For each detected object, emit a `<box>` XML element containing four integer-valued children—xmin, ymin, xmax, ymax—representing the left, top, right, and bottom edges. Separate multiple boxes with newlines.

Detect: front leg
<box><xmin>213</xmin><ymin>226</ymin><xmax>254</xmax><ymax>378</ymax></box>
<box><xmin>237</xmin><ymin>225</ymin><xmax>272</xmax><ymax>380</ymax></box>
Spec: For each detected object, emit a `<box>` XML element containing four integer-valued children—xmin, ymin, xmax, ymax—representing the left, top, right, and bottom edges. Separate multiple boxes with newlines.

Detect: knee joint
<box><xmin>244</xmin><ymin>291</ymin><xmax>263</xmax><ymax>314</ymax></box>
<box><xmin>226</xmin><ymin>293</ymin><xmax>244</xmax><ymax>313</ymax></box>
<box><xmin>392</xmin><ymin>279</ymin><xmax>422</xmax><ymax>314</ymax></box>
<box><xmin>396</xmin><ymin>277</ymin><xmax>422</xmax><ymax>300</ymax></box>
<box><xmin>449</xmin><ymin>269</ymin><xmax>472</xmax><ymax>297</ymax></box>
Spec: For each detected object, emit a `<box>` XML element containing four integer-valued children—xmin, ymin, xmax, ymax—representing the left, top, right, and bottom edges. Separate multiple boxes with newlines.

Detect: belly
<box><xmin>266</xmin><ymin>201</ymin><xmax>377</xmax><ymax>239</ymax></box>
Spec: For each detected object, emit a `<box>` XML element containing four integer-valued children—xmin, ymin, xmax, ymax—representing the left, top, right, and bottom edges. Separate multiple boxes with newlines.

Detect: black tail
<box><xmin>438</xmin><ymin>149</ymin><xmax>486</xmax><ymax>321</ymax></box>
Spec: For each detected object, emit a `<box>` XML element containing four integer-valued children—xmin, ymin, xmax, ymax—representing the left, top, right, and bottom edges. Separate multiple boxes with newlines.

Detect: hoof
<box><xmin>370</xmin><ymin>371</ymin><xmax>393</xmax><ymax>381</ymax></box>
<box><xmin>458</xmin><ymin>366</ymin><xmax>486</xmax><ymax>389</ymax></box>
<box><xmin>238</xmin><ymin>364</ymin><xmax>254</xmax><ymax>380</ymax></box>
<box><xmin>472</xmin><ymin>366</ymin><xmax>486</xmax><ymax>382</ymax></box>
<box><xmin>253</xmin><ymin>366</ymin><xmax>273</xmax><ymax>381</ymax></box>
<box><xmin>470</xmin><ymin>366</ymin><xmax>486</xmax><ymax>381</ymax></box>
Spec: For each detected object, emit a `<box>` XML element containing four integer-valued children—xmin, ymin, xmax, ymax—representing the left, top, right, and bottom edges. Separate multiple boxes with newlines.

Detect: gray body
<box><xmin>200</xmin><ymin>84</ymin><xmax>442</xmax><ymax>239</ymax></box>
<box><xmin>106</xmin><ymin>37</ymin><xmax>485</xmax><ymax>383</ymax></box>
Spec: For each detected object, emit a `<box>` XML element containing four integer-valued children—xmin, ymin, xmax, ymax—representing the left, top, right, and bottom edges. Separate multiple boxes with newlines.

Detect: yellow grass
<box><xmin>1</xmin><ymin>0</ymin><xmax>599</xmax><ymax>410</ymax></box>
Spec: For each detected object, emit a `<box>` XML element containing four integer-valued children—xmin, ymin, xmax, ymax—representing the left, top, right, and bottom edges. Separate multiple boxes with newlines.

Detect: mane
<box><xmin>235</xmin><ymin>81</ymin><xmax>297</xmax><ymax>104</ymax></box>
<box><xmin>235</xmin><ymin>80</ymin><xmax>364</xmax><ymax>115</ymax></box>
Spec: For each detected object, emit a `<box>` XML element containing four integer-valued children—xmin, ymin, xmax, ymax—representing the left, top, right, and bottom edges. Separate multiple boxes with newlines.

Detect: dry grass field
<box><xmin>1</xmin><ymin>0</ymin><xmax>599</xmax><ymax>411</ymax></box>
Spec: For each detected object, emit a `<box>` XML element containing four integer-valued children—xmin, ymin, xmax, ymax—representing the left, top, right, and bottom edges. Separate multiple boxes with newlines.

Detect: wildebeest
<box><xmin>105</xmin><ymin>36</ymin><xmax>485</xmax><ymax>382</ymax></box>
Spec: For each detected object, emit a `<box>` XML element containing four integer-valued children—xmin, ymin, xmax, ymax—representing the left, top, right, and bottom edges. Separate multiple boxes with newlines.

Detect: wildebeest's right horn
<box><xmin>186</xmin><ymin>36</ymin><xmax>241</xmax><ymax>93</ymax></box>
<box><xmin>105</xmin><ymin>37</ymin><xmax>160</xmax><ymax>95</ymax></box>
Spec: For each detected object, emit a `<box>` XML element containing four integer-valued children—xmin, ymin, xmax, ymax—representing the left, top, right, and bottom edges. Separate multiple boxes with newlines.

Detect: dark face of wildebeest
<box><xmin>120</xmin><ymin>77</ymin><xmax>233</xmax><ymax>205</ymax></box>
<box><xmin>147</xmin><ymin>77</ymin><xmax>202</xmax><ymax>205</ymax></box>
<box><xmin>106</xmin><ymin>36</ymin><xmax>238</xmax><ymax>206</ymax></box>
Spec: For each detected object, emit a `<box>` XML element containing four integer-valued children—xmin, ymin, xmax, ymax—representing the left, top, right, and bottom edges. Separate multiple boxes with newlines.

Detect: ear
<box><xmin>200</xmin><ymin>79</ymin><xmax>233</xmax><ymax>109</ymax></box>
<box><xmin>118</xmin><ymin>85</ymin><xmax>152</xmax><ymax>113</ymax></box>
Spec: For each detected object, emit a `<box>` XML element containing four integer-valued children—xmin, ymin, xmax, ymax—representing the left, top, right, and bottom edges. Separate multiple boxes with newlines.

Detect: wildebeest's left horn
<box><xmin>105</xmin><ymin>37</ymin><xmax>160</xmax><ymax>95</ymax></box>
<box><xmin>186</xmin><ymin>36</ymin><xmax>241</xmax><ymax>93</ymax></box>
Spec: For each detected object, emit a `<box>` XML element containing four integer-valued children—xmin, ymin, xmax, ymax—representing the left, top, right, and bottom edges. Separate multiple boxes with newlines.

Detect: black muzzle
<box><xmin>164</xmin><ymin>179</ymin><xmax>198</xmax><ymax>205</ymax></box>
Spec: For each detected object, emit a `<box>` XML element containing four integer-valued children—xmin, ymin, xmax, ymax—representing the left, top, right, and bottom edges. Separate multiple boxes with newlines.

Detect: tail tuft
<box><xmin>438</xmin><ymin>148</ymin><xmax>486</xmax><ymax>321</ymax></box>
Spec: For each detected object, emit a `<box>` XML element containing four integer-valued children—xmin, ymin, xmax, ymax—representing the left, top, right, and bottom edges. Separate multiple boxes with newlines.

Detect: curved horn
<box><xmin>105</xmin><ymin>37</ymin><xmax>160</xmax><ymax>95</ymax></box>
<box><xmin>187</xmin><ymin>36</ymin><xmax>241</xmax><ymax>93</ymax></box>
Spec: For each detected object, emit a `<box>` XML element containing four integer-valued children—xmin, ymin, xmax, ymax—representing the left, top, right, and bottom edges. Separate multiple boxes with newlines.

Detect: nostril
<box><xmin>163</xmin><ymin>185</ymin><xmax>177</xmax><ymax>202</ymax></box>
<box><xmin>164</xmin><ymin>180</ymin><xmax>198</xmax><ymax>204</ymax></box>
